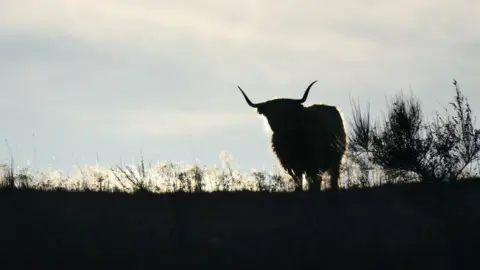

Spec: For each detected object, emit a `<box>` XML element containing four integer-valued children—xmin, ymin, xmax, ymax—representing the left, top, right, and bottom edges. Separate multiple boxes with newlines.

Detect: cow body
<box><xmin>237</xmin><ymin>81</ymin><xmax>347</xmax><ymax>191</ymax></box>
<box><xmin>269</xmin><ymin>104</ymin><xmax>347</xmax><ymax>191</ymax></box>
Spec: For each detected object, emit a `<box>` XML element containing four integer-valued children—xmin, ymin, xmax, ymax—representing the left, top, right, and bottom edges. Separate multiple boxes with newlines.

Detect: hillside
<box><xmin>1</xmin><ymin>180</ymin><xmax>479</xmax><ymax>269</ymax></box>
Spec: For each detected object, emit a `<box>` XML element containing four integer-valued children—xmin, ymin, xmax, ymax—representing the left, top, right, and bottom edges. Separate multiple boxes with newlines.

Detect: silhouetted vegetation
<box><xmin>348</xmin><ymin>79</ymin><xmax>480</xmax><ymax>185</ymax></box>
<box><xmin>1</xmin><ymin>80</ymin><xmax>479</xmax><ymax>269</ymax></box>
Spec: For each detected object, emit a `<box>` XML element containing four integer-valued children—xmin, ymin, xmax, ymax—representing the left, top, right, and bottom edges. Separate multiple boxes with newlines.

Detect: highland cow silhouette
<box><xmin>237</xmin><ymin>81</ymin><xmax>347</xmax><ymax>191</ymax></box>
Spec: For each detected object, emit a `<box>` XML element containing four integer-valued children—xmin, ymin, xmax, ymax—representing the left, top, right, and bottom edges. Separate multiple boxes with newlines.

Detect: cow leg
<box><xmin>289</xmin><ymin>170</ymin><xmax>304</xmax><ymax>192</ymax></box>
<box><xmin>329</xmin><ymin>163</ymin><xmax>341</xmax><ymax>191</ymax></box>
<box><xmin>306</xmin><ymin>170</ymin><xmax>321</xmax><ymax>192</ymax></box>
<box><xmin>295</xmin><ymin>173</ymin><xmax>304</xmax><ymax>192</ymax></box>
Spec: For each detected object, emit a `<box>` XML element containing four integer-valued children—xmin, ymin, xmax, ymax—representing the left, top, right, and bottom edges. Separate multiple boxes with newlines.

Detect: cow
<box><xmin>237</xmin><ymin>80</ymin><xmax>347</xmax><ymax>192</ymax></box>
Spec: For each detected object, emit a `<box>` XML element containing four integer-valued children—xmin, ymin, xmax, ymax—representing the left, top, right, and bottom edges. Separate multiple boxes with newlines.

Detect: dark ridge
<box><xmin>1</xmin><ymin>180</ymin><xmax>479</xmax><ymax>269</ymax></box>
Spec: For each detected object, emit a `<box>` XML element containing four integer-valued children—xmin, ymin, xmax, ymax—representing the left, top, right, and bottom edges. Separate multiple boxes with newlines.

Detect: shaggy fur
<box><xmin>237</xmin><ymin>81</ymin><xmax>347</xmax><ymax>191</ymax></box>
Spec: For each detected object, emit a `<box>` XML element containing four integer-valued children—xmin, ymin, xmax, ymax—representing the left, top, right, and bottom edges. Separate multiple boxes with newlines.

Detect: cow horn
<box><xmin>298</xmin><ymin>80</ymin><xmax>318</xmax><ymax>103</ymax></box>
<box><xmin>237</xmin><ymin>86</ymin><xmax>259</xmax><ymax>108</ymax></box>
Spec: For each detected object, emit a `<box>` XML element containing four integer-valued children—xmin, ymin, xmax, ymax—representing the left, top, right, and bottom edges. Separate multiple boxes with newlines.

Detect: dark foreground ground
<box><xmin>1</xmin><ymin>180</ymin><xmax>480</xmax><ymax>270</ymax></box>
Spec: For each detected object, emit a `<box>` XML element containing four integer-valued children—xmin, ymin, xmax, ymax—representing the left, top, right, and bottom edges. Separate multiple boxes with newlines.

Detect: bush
<box><xmin>349</xmin><ymin>80</ymin><xmax>480</xmax><ymax>184</ymax></box>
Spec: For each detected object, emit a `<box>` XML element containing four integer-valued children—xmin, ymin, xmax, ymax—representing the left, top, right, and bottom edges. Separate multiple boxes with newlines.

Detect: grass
<box><xmin>1</xmin><ymin>155</ymin><xmax>295</xmax><ymax>193</ymax></box>
<box><xmin>0</xmin><ymin>154</ymin><xmax>479</xmax><ymax>269</ymax></box>
<box><xmin>1</xmin><ymin>179</ymin><xmax>479</xmax><ymax>269</ymax></box>
<box><xmin>1</xmin><ymin>80</ymin><xmax>479</xmax><ymax>269</ymax></box>
<box><xmin>0</xmin><ymin>150</ymin><xmax>424</xmax><ymax>194</ymax></box>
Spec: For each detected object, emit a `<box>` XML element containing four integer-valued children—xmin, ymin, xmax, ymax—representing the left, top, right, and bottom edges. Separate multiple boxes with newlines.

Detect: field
<box><xmin>1</xmin><ymin>174</ymin><xmax>479</xmax><ymax>269</ymax></box>
<box><xmin>2</xmin><ymin>81</ymin><xmax>479</xmax><ymax>269</ymax></box>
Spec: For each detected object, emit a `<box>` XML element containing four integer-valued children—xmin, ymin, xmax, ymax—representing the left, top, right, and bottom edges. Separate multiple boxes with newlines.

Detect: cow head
<box><xmin>237</xmin><ymin>80</ymin><xmax>317</xmax><ymax>133</ymax></box>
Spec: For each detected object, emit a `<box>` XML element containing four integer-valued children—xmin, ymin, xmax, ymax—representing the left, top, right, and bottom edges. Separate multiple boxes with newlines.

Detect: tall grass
<box><xmin>2</xmin><ymin>80</ymin><xmax>479</xmax><ymax>192</ymax></box>
<box><xmin>0</xmin><ymin>148</ymin><xmax>428</xmax><ymax>193</ymax></box>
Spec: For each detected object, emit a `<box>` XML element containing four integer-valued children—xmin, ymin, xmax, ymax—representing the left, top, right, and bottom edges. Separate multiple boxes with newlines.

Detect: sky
<box><xmin>1</xmin><ymin>0</ymin><xmax>479</xmax><ymax>174</ymax></box>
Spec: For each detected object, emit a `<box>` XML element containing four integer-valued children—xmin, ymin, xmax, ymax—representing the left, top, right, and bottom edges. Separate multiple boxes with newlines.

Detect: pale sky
<box><xmin>1</xmin><ymin>0</ymin><xmax>479</xmax><ymax>173</ymax></box>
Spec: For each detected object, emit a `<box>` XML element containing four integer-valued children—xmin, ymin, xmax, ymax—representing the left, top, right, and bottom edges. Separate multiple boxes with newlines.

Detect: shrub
<box><xmin>348</xmin><ymin>80</ymin><xmax>480</xmax><ymax>184</ymax></box>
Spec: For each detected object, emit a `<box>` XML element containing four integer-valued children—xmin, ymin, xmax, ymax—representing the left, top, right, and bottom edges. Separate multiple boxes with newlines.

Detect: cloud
<box><xmin>0</xmin><ymin>0</ymin><xmax>479</xmax><ymax>172</ymax></box>
<box><xmin>1</xmin><ymin>0</ymin><xmax>478</xmax><ymax>118</ymax></box>
<box><xmin>2</xmin><ymin>0</ymin><xmax>475</xmax><ymax>61</ymax></box>
<box><xmin>74</xmin><ymin>106</ymin><xmax>255</xmax><ymax>139</ymax></box>
<box><xmin>2</xmin><ymin>0</ymin><xmax>478</xmax><ymax>82</ymax></box>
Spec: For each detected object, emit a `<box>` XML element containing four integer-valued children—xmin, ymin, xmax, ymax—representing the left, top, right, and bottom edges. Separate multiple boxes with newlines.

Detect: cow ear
<box><xmin>256</xmin><ymin>106</ymin><xmax>264</xmax><ymax>114</ymax></box>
